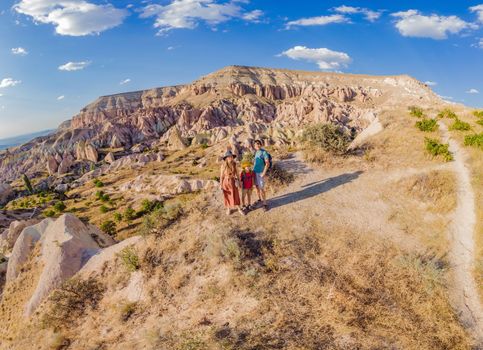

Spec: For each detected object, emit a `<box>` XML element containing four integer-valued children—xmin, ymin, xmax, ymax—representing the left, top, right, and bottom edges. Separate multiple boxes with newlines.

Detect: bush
<box><xmin>95</xmin><ymin>190</ymin><xmax>104</xmax><ymax>200</ymax></box>
<box><xmin>140</xmin><ymin>202</ymin><xmax>183</xmax><ymax>237</ymax></box>
<box><xmin>437</xmin><ymin>108</ymin><xmax>457</xmax><ymax>119</ymax></box>
<box><xmin>424</xmin><ymin>138</ymin><xmax>453</xmax><ymax>161</ymax></box>
<box><xmin>472</xmin><ymin>110</ymin><xmax>483</xmax><ymax>118</ymax></box>
<box><xmin>43</xmin><ymin>277</ymin><xmax>104</xmax><ymax>329</ymax></box>
<box><xmin>200</xmin><ymin>142</ymin><xmax>209</xmax><ymax>149</ymax></box>
<box><xmin>409</xmin><ymin>106</ymin><xmax>424</xmax><ymax>118</ymax></box>
<box><xmin>113</xmin><ymin>212</ymin><xmax>123</xmax><ymax>222</ymax></box>
<box><xmin>302</xmin><ymin>123</ymin><xmax>351</xmax><ymax>155</ymax></box>
<box><xmin>100</xmin><ymin>194</ymin><xmax>110</xmax><ymax>202</ymax></box>
<box><xmin>43</xmin><ymin>209</ymin><xmax>56</xmax><ymax>218</ymax></box>
<box><xmin>123</xmin><ymin>206</ymin><xmax>137</xmax><ymax>222</ymax></box>
<box><xmin>477</xmin><ymin>119</ymin><xmax>483</xmax><ymax>126</ymax></box>
<box><xmin>53</xmin><ymin>201</ymin><xmax>66</xmax><ymax>212</ymax></box>
<box><xmin>449</xmin><ymin>119</ymin><xmax>471</xmax><ymax>131</ymax></box>
<box><xmin>93</xmin><ymin>179</ymin><xmax>104</xmax><ymax>188</ymax></box>
<box><xmin>22</xmin><ymin>174</ymin><xmax>34</xmax><ymax>194</ymax></box>
<box><xmin>464</xmin><ymin>133</ymin><xmax>483</xmax><ymax>149</ymax></box>
<box><xmin>141</xmin><ymin>199</ymin><xmax>163</xmax><ymax>214</ymax></box>
<box><xmin>100</xmin><ymin>220</ymin><xmax>116</xmax><ymax>236</ymax></box>
<box><xmin>99</xmin><ymin>205</ymin><xmax>110</xmax><ymax>214</ymax></box>
<box><xmin>415</xmin><ymin>118</ymin><xmax>438</xmax><ymax>132</ymax></box>
<box><xmin>118</xmin><ymin>246</ymin><xmax>140</xmax><ymax>272</ymax></box>
<box><xmin>120</xmin><ymin>302</ymin><xmax>137</xmax><ymax>322</ymax></box>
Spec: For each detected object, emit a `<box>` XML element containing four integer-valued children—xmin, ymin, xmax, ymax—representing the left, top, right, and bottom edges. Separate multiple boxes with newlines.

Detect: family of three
<box><xmin>220</xmin><ymin>140</ymin><xmax>270</xmax><ymax>215</ymax></box>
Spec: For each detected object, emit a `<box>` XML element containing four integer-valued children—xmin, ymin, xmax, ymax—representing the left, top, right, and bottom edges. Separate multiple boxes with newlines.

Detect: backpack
<box><xmin>262</xmin><ymin>149</ymin><xmax>273</xmax><ymax>170</ymax></box>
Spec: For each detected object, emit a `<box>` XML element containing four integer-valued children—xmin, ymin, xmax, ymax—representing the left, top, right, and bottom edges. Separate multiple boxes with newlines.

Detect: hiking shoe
<box><xmin>238</xmin><ymin>208</ymin><xmax>246</xmax><ymax>216</ymax></box>
<box><xmin>263</xmin><ymin>204</ymin><xmax>269</xmax><ymax>212</ymax></box>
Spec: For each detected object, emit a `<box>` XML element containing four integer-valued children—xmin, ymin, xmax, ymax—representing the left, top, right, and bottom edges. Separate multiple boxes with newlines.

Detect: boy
<box><xmin>240</xmin><ymin>162</ymin><xmax>255</xmax><ymax>211</ymax></box>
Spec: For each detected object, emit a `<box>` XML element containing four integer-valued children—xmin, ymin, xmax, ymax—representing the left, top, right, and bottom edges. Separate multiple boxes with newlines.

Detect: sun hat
<box><xmin>222</xmin><ymin>150</ymin><xmax>234</xmax><ymax>160</ymax></box>
<box><xmin>241</xmin><ymin>161</ymin><xmax>252</xmax><ymax>168</ymax></box>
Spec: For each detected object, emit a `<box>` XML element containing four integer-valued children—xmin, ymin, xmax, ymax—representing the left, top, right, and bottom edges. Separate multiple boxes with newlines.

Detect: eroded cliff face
<box><xmin>0</xmin><ymin>66</ymin><xmax>442</xmax><ymax>182</ymax></box>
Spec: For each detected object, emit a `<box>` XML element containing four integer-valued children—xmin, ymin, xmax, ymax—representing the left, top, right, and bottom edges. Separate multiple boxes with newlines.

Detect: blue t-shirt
<box><xmin>253</xmin><ymin>149</ymin><xmax>269</xmax><ymax>173</ymax></box>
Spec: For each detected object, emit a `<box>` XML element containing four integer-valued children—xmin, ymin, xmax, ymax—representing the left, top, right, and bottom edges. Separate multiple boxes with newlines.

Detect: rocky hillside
<box><xmin>0</xmin><ymin>66</ymin><xmax>442</xmax><ymax>183</ymax></box>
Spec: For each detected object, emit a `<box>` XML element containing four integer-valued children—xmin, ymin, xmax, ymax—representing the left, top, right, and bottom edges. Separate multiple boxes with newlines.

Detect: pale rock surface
<box><xmin>4</xmin><ymin>219</ymin><xmax>39</xmax><ymax>250</ymax></box>
<box><xmin>0</xmin><ymin>183</ymin><xmax>13</xmax><ymax>205</ymax></box>
<box><xmin>104</xmin><ymin>152</ymin><xmax>115</xmax><ymax>164</ymax></box>
<box><xmin>6</xmin><ymin>219</ymin><xmax>53</xmax><ymax>282</ymax></box>
<box><xmin>24</xmin><ymin>214</ymin><xmax>111</xmax><ymax>316</ymax></box>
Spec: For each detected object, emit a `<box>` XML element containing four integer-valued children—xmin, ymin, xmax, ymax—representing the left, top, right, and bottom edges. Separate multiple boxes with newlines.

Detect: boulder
<box><xmin>57</xmin><ymin>154</ymin><xmax>74</xmax><ymax>175</ymax></box>
<box><xmin>54</xmin><ymin>184</ymin><xmax>69</xmax><ymax>193</ymax></box>
<box><xmin>164</xmin><ymin>127</ymin><xmax>187</xmax><ymax>151</ymax></box>
<box><xmin>0</xmin><ymin>183</ymin><xmax>13</xmax><ymax>205</ymax></box>
<box><xmin>131</xmin><ymin>144</ymin><xmax>147</xmax><ymax>153</ymax></box>
<box><xmin>5</xmin><ymin>219</ymin><xmax>39</xmax><ymax>250</ymax></box>
<box><xmin>24</xmin><ymin>214</ymin><xmax>109</xmax><ymax>316</ymax></box>
<box><xmin>85</xmin><ymin>144</ymin><xmax>98</xmax><ymax>163</ymax></box>
<box><xmin>6</xmin><ymin>219</ymin><xmax>53</xmax><ymax>283</ymax></box>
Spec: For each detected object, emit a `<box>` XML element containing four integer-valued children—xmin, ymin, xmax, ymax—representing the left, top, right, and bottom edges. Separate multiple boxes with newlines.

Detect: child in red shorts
<box><xmin>240</xmin><ymin>162</ymin><xmax>255</xmax><ymax>211</ymax></box>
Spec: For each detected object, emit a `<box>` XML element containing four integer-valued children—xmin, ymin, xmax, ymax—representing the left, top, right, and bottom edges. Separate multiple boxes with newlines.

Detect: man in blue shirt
<box><xmin>253</xmin><ymin>140</ymin><xmax>270</xmax><ymax>211</ymax></box>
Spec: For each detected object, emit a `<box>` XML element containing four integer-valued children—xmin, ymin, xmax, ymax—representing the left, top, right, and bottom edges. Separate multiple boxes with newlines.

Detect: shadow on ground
<box><xmin>269</xmin><ymin>171</ymin><xmax>364</xmax><ymax>209</ymax></box>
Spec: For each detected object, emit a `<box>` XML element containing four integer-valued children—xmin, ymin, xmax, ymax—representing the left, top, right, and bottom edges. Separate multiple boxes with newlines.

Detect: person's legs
<box><xmin>241</xmin><ymin>189</ymin><xmax>246</xmax><ymax>208</ymax></box>
<box><xmin>247</xmin><ymin>188</ymin><xmax>252</xmax><ymax>207</ymax></box>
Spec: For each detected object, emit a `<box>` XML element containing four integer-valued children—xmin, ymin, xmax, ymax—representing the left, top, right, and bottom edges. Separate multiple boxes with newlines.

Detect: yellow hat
<box><xmin>241</xmin><ymin>161</ymin><xmax>252</xmax><ymax>168</ymax></box>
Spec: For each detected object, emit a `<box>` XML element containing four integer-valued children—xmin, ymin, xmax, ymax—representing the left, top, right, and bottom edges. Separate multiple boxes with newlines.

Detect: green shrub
<box><xmin>95</xmin><ymin>190</ymin><xmax>104</xmax><ymax>200</ymax></box>
<box><xmin>477</xmin><ymin>119</ymin><xmax>483</xmax><ymax>126</ymax></box>
<box><xmin>118</xmin><ymin>246</ymin><xmax>140</xmax><ymax>272</ymax></box>
<box><xmin>424</xmin><ymin>138</ymin><xmax>453</xmax><ymax>161</ymax></box>
<box><xmin>449</xmin><ymin>119</ymin><xmax>471</xmax><ymax>131</ymax></box>
<box><xmin>472</xmin><ymin>110</ymin><xmax>483</xmax><ymax>118</ymax></box>
<box><xmin>139</xmin><ymin>202</ymin><xmax>183</xmax><ymax>237</ymax></box>
<box><xmin>43</xmin><ymin>209</ymin><xmax>56</xmax><ymax>218</ymax></box>
<box><xmin>100</xmin><ymin>220</ymin><xmax>116</xmax><ymax>236</ymax></box>
<box><xmin>268</xmin><ymin>163</ymin><xmax>295</xmax><ymax>186</ymax></box>
<box><xmin>123</xmin><ymin>206</ymin><xmax>137</xmax><ymax>222</ymax></box>
<box><xmin>464</xmin><ymin>133</ymin><xmax>483</xmax><ymax>149</ymax></box>
<box><xmin>302</xmin><ymin>123</ymin><xmax>351</xmax><ymax>155</ymax></box>
<box><xmin>119</xmin><ymin>302</ymin><xmax>137</xmax><ymax>322</ymax></box>
<box><xmin>100</xmin><ymin>194</ymin><xmax>110</xmax><ymax>202</ymax></box>
<box><xmin>53</xmin><ymin>201</ymin><xmax>66</xmax><ymax>212</ymax></box>
<box><xmin>437</xmin><ymin>108</ymin><xmax>457</xmax><ymax>119</ymax></box>
<box><xmin>141</xmin><ymin>199</ymin><xmax>163</xmax><ymax>214</ymax></box>
<box><xmin>200</xmin><ymin>142</ymin><xmax>209</xmax><ymax>149</ymax></box>
<box><xmin>42</xmin><ymin>277</ymin><xmax>104</xmax><ymax>329</ymax></box>
<box><xmin>99</xmin><ymin>205</ymin><xmax>109</xmax><ymax>213</ymax></box>
<box><xmin>93</xmin><ymin>179</ymin><xmax>104</xmax><ymax>188</ymax></box>
<box><xmin>113</xmin><ymin>212</ymin><xmax>123</xmax><ymax>222</ymax></box>
<box><xmin>409</xmin><ymin>106</ymin><xmax>424</xmax><ymax>118</ymax></box>
<box><xmin>415</xmin><ymin>118</ymin><xmax>438</xmax><ymax>132</ymax></box>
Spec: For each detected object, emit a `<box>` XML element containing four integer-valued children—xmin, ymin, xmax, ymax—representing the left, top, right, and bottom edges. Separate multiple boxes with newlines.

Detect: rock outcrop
<box><xmin>0</xmin><ymin>183</ymin><xmax>13</xmax><ymax>205</ymax></box>
<box><xmin>0</xmin><ymin>66</ymin><xmax>445</xmax><ymax>183</ymax></box>
<box><xmin>23</xmin><ymin>214</ymin><xmax>113</xmax><ymax>316</ymax></box>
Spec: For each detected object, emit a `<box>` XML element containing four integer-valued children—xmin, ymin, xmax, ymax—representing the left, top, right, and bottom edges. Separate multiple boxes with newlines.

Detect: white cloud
<box><xmin>466</xmin><ymin>88</ymin><xmax>479</xmax><ymax>94</ymax></box>
<box><xmin>140</xmin><ymin>0</ymin><xmax>262</xmax><ymax>34</ymax></box>
<box><xmin>58</xmin><ymin>61</ymin><xmax>90</xmax><ymax>71</ymax></box>
<box><xmin>242</xmin><ymin>9</ymin><xmax>263</xmax><ymax>22</ymax></box>
<box><xmin>424</xmin><ymin>81</ymin><xmax>437</xmax><ymax>86</ymax></box>
<box><xmin>279</xmin><ymin>46</ymin><xmax>352</xmax><ymax>71</ymax></box>
<box><xmin>391</xmin><ymin>10</ymin><xmax>476</xmax><ymax>39</ymax></box>
<box><xmin>0</xmin><ymin>78</ymin><xmax>21</xmax><ymax>88</ymax></box>
<box><xmin>333</xmin><ymin>5</ymin><xmax>382</xmax><ymax>22</ymax></box>
<box><xmin>57</xmin><ymin>95</ymin><xmax>65</xmax><ymax>100</ymax></box>
<box><xmin>0</xmin><ymin>94</ymin><xmax>3</xmax><ymax>97</ymax></box>
<box><xmin>13</xmin><ymin>0</ymin><xmax>128</xmax><ymax>36</ymax></box>
<box><xmin>286</xmin><ymin>14</ymin><xmax>349</xmax><ymax>28</ymax></box>
<box><xmin>11</xmin><ymin>47</ymin><xmax>28</xmax><ymax>55</ymax></box>
<box><xmin>470</xmin><ymin>4</ymin><xmax>483</xmax><ymax>23</ymax></box>
<box><xmin>120</xmin><ymin>78</ymin><xmax>131</xmax><ymax>85</ymax></box>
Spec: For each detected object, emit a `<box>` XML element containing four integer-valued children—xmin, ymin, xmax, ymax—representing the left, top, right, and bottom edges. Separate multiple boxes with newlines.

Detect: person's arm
<box><xmin>261</xmin><ymin>154</ymin><xmax>270</xmax><ymax>177</ymax></box>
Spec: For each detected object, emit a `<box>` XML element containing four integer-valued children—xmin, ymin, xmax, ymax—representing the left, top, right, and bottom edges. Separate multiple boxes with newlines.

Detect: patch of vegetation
<box><xmin>53</xmin><ymin>201</ymin><xmax>66</xmax><ymax>213</ymax></box>
<box><xmin>477</xmin><ymin>119</ymin><xmax>483</xmax><ymax>126</ymax></box>
<box><xmin>93</xmin><ymin>179</ymin><xmax>104</xmax><ymax>188</ymax></box>
<box><xmin>118</xmin><ymin>246</ymin><xmax>140</xmax><ymax>272</ymax></box>
<box><xmin>42</xmin><ymin>277</ymin><xmax>104</xmax><ymax>330</ymax></box>
<box><xmin>140</xmin><ymin>201</ymin><xmax>183</xmax><ymax>236</ymax></box>
<box><xmin>141</xmin><ymin>199</ymin><xmax>163</xmax><ymax>214</ymax></box>
<box><xmin>43</xmin><ymin>209</ymin><xmax>56</xmax><ymax>218</ymax></box>
<box><xmin>464</xmin><ymin>133</ymin><xmax>483</xmax><ymax>149</ymax></box>
<box><xmin>415</xmin><ymin>118</ymin><xmax>438</xmax><ymax>132</ymax></box>
<box><xmin>437</xmin><ymin>108</ymin><xmax>457</xmax><ymax>119</ymax></box>
<box><xmin>302</xmin><ymin>123</ymin><xmax>351</xmax><ymax>155</ymax></box>
<box><xmin>119</xmin><ymin>302</ymin><xmax>137</xmax><ymax>322</ymax></box>
<box><xmin>449</xmin><ymin>119</ymin><xmax>471</xmax><ymax>131</ymax></box>
<box><xmin>100</xmin><ymin>220</ymin><xmax>116</xmax><ymax>236</ymax></box>
<box><xmin>123</xmin><ymin>206</ymin><xmax>137</xmax><ymax>223</ymax></box>
<box><xmin>99</xmin><ymin>205</ymin><xmax>110</xmax><ymax>214</ymax></box>
<box><xmin>473</xmin><ymin>110</ymin><xmax>483</xmax><ymax>118</ymax></box>
<box><xmin>409</xmin><ymin>106</ymin><xmax>424</xmax><ymax>118</ymax></box>
<box><xmin>424</xmin><ymin>137</ymin><xmax>453</xmax><ymax>161</ymax></box>
<box><xmin>113</xmin><ymin>212</ymin><xmax>123</xmax><ymax>222</ymax></box>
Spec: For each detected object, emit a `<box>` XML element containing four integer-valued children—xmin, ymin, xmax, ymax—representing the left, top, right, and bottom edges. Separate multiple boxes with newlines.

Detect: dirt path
<box><xmin>439</xmin><ymin>121</ymin><xmax>483</xmax><ymax>344</ymax></box>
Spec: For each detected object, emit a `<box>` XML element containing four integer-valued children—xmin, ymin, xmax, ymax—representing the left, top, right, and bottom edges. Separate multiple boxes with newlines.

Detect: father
<box><xmin>253</xmin><ymin>140</ymin><xmax>270</xmax><ymax>211</ymax></box>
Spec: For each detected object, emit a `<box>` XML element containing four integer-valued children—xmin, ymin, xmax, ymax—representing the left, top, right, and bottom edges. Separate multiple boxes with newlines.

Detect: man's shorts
<box><xmin>255</xmin><ymin>172</ymin><xmax>265</xmax><ymax>189</ymax></box>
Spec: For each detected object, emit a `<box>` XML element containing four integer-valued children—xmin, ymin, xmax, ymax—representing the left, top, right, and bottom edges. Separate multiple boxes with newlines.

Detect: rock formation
<box><xmin>0</xmin><ymin>66</ymin><xmax>445</xmax><ymax>183</ymax></box>
<box><xmin>0</xmin><ymin>183</ymin><xmax>13</xmax><ymax>205</ymax></box>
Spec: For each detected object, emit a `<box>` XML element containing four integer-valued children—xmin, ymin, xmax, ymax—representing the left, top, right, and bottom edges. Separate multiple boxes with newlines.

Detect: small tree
<box><xmin>123</xmin><ymin>206</ymin><xmax>136</xmax><ymax>223</ymax></box>
<box><xmin>22</xmin><ymin>174</ymin><xmax>33</xmax><ymax>194</ymax></box>
<box><xmin>54</xmin><ymin>201</ymin><xmax>66</xmax><ymax>212</ymax></box>
<box><xmin>113</xmin><ymin>212</ymin><xmax>123</xmax><ymax>222</ymax></box>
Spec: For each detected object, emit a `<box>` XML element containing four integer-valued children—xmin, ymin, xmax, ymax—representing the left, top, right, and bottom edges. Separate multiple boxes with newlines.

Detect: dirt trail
<box><xmin>439</xmin><ymin>121</ymin><xmax>483</xmax><ymax>344</ymax></box>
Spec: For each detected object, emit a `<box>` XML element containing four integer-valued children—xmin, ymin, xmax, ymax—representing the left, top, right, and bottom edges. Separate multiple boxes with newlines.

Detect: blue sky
<box><xmin>0</xmin><ymin>0</ymin><xmax>482</xmax><ymax>138</ymax></box>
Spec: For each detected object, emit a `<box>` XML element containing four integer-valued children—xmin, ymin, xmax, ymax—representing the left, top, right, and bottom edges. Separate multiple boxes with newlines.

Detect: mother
<box><xmin>220</xmin><ymin>150</ymin><xmax>245</xmax><ymax>216</ymax></box>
